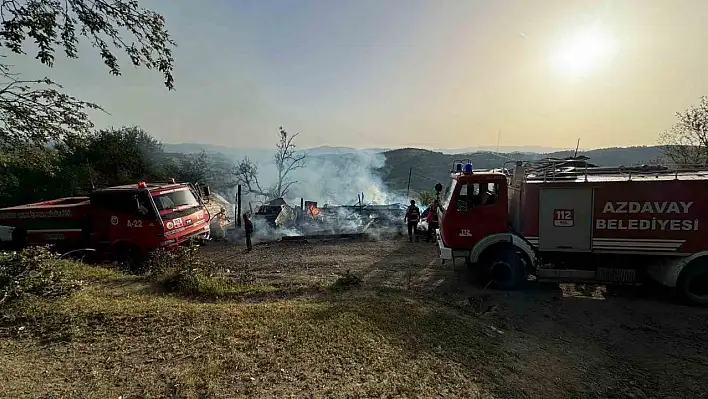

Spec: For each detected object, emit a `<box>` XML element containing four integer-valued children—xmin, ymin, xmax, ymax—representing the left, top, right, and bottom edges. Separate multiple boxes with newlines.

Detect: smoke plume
<box><xmin>213</xmin><ymin>148</ymin><xmax>411</xmax><ymax>242</ymax></box>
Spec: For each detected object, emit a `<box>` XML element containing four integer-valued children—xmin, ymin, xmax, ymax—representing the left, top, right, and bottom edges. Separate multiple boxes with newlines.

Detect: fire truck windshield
<box><xmin>152</xmin><ymin>189</ymin><xmax>200</xmax><ymax>214</ymax></box>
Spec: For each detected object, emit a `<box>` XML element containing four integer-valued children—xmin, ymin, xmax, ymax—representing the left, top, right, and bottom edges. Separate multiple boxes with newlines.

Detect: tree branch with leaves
<box><xmin>0</xmin><ymin>0</ymin><xmax>175</xmax><ymax>149</ymax></box>
<box><xmin>0</xmin><ymin>60</ymin><xmax>103</xmax><ymax>150</ymax></box>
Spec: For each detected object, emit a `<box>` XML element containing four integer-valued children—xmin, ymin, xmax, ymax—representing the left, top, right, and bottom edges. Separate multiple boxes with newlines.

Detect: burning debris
<box><xmin>229</xmin><ymin>193</ymin><xmax>407</xmax><ymax>243</ymax></box>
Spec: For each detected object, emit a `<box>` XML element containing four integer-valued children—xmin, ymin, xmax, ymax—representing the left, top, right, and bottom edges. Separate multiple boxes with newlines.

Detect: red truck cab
<box><xmin>437</xmin><ymin>162</ymin><xmax>510</xmax><ymax>260</ymax></box>
<box><xmin>0</xmin><ymin>181</ymin><xmax>211</xmax><ymax>269</ymax></box>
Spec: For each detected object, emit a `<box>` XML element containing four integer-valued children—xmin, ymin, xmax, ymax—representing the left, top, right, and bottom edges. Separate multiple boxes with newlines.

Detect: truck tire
<box><xmin>11</xmin><ymin>228</ymin><xmax>26</xmax><ymax>250</ymax></box>
<box><xmin>481</xmin><ymin>245</ymin><xmax>526</xmax><ymax>290</ymax></box>
<box><xmin>676</xmin><ymin>259</ymin><xmax>708</xmax><ymax>307</ymax></box>
<box><xmin>113</xmin><ymin>243</ymin><xmax>143</xmax><ymax>274</ymax></box>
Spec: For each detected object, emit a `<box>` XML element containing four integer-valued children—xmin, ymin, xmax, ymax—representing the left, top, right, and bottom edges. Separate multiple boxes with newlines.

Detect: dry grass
<box><xmin>0</xmin><ymin>286</ymin><xmax>508</xmax><ymax>398</ymax></box>
<box><xmin>1</xmin><ymin>237</ymin><xmax>707</xmax><ymax>398</ymax></box>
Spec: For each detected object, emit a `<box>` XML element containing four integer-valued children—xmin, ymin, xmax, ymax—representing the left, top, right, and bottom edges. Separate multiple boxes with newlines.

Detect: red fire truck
<box><xmin>0</xmin><ymin>181</ymin><xmax>212</xmax><ymax>270</ymax></box>
<box><xmin>435</xmin><ymin>159</ymin><xmax>708</xmax><ymax>306</ymax></box>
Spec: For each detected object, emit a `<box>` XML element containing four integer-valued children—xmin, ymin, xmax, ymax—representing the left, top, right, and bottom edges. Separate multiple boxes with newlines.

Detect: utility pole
<box><xmin>574</xmin><ymin>138</ymin><xmax>580</xmax><ymax>158</ymax></box>
<box><xmin>236</xmin><ymin>184</ymin><xmax>242</xmax><ymax>228</ymax></box>
<box><xmin>406</xmin><ymin>167</ymin><xmax>412</xmax><ymax>198</ymax></box>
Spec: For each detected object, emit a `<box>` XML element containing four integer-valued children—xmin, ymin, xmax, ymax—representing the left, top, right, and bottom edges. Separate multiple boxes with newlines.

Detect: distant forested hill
<box><xmin>379</xmin><ymin>146</ymin><xmax>665</xmax><ymax>194</ymax></box>
<box><xmin>161</xmin><ymin>142</ymin><xmax>665</xmax><ymax>199</ymax></box>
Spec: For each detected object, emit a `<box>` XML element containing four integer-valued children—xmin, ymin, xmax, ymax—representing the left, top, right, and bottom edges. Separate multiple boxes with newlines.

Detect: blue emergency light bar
<box><xmin>464</xmin><ymin>163</ymin><xmax>473</xmax><ymax>173</ymax></box>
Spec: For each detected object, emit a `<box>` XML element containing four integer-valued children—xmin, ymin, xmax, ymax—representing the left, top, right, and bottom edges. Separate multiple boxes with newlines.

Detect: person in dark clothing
<box><xmin>243</xmin><ymin>213</ymin><xmax>253</xmax><ymax>251</ymax></box>
<box><xmin>404</xmin><ymin>200</ymin><xmax>421</xmax><ymax>242</ymax></box>
<box><xmin>426</xmin><ymin>200</ymin><xmax>440</xmax><ymax>242</ymax></box>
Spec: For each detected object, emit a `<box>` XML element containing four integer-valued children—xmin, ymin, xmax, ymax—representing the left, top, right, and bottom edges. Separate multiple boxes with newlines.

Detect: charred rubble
<box><xmin>250</xmin><ymin>195</ymin><xmax>407</xmax><ymax>238</ymax></box>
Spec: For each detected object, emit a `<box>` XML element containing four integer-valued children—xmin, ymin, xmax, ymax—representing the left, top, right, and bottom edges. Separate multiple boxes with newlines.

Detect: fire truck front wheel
<box><xmin>11</xmin><ymin>227</ymin><xmax>26</xmax><ymax>250</ymax></box>
<box><xmin>676</xmin><ymin>259</ymin><xmax>708</xmax><ymax>307</ymax></box>
<box><xmin>480</xmin><ymin>245</ymin><xmax>526</xmax><ymax>290</ymax></box>
<box><xmin>112</xmin><ymin>243</ymin><xmax>144</xmax><ymax>274</ymax></box>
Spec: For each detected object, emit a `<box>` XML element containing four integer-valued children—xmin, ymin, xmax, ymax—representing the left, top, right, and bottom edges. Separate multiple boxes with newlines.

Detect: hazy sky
<box><xmin>11</xmin><ymin>0</ymin><xmax>708</xmax><ymax>149</ymax></box>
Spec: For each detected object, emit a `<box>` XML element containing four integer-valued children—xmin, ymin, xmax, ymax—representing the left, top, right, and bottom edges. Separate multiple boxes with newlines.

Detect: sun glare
<box><xmin>549</xmin><ymin>27</ymin><xmax>617</xmax><ymax>77</ymax></box>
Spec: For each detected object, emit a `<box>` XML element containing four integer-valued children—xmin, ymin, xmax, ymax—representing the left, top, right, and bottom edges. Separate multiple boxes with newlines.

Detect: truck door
<box><xmin>448</xmin><ymin>180</ymin><xmax>507</xmax><ymax>246</ymax></box>
<box><xmin>91</xmin><ymin>191</ymin><xmax>159</xmax><ymax>248</ymax></box>
<box><xmin>538</xmin><ymin>188</ymin><xmax>593</xmax><ymax>252</ymax></box>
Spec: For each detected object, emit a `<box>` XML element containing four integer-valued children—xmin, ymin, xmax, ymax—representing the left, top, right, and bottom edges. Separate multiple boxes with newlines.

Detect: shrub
<box><xmin>148</xmin><ymin>246</ymin><xmax>228</xmax><ymax>296</ymax></box>
<box><xmin>149</xmin><ymin>246</ymin><xmax>275</xmax><ymax>298</ymax></box>
<box><xmin>331</xmin><ymin>269</ymin><xmax>362</xmax><ymax>291</ymax></box>
<box><xmin>145</xmin><ymin>245</ymin><xmax>219</xmax><ymax>276</ymax></box>
<box><xmin>0</xmin><ymin>246</ymin><xmax>83</xmax><ymax>307</ymax></box>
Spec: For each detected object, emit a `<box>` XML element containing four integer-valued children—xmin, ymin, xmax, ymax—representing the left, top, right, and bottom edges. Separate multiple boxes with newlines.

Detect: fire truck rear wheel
<box><xmin>481</xmin><ymin>245</ymin><xmax>526</xmax><ymax>290</ymax></box>
<box><xmin>676</xmin><ymin>259</ymin><xmax>708</xmax><ymax>307</ymax></box>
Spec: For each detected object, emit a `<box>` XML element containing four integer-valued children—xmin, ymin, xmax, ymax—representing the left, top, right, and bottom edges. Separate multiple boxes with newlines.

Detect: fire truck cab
<box><xmin>436</xmin><ymin>162</ymin><xmax>535</xmax><ymax>290</ymax></box>
<box><xmin>0</xmin><ymin>181</ymin><xmax>212</xmax><ymax>270</ymax></box>
<box><xmin>436</xmin><ymin>159</ymin><xmax>708</xmax><ymax>306</ymax></box>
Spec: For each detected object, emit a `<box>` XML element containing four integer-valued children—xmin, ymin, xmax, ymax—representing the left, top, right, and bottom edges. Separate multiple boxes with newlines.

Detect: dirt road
<box><xmin>201</xmin><ymin>237</ymin><xmax>708</xmax><ymax>399</ymax></box>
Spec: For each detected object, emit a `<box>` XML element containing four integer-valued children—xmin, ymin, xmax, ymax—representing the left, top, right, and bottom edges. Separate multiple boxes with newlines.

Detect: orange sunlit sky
<box><xmin>11</xmin><ymin>0</ymin><xmax>708</xmax><ymax>149</ymax></box>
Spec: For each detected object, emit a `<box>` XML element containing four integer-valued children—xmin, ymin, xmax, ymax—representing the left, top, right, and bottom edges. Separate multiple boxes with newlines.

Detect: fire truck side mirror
<box><xmin>201</xmin><ymin>185</ymin><xmax>211</xmax><ymax>198</ymax></box>
<box><xmin>133</xmin><ymin>195</ymin><xmax>147</xmax><ymax>215</ymax></box>
<box><xmin>434</xmin><ymin>183</ymin><xmax>443</xmax><ymax>193</ymax></box>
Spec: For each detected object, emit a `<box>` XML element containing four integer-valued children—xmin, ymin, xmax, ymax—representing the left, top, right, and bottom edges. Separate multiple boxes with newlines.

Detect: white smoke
<box><xmin>220</xmin><ymin>149</ymin><xmax>407</xmax><ymax>206</ymax></box>
<box><xmin>214</xmin><ymin>148</ymin><xmax>411</xmax><ymax>243</ymax></box>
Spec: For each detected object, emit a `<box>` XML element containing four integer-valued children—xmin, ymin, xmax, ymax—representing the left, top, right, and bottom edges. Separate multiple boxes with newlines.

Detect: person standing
<box><xmin>426</xmin><ymin>200</ymin><xmax>440</xmax><ymax>243</ymax></box>
<box><xmin>404</xmin><ymin>200</ymin><xmax>421</xmax><ymax>242</ymax></box>
<box><xmin>243</xmin><ymin>213</ymin><xmax>253</xmax><ymax>251</ymax></box>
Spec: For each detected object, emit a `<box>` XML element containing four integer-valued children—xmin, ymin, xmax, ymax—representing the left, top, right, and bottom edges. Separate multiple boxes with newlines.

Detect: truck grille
<box><xmin>596</xmin><ymin>268</ymin><xmax>636</xmax><ymax>284</ymax></box>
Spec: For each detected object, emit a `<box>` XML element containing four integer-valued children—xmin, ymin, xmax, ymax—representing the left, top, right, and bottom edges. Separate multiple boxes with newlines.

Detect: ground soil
<box><xmin>203</xmin><ymin>237</ymin><xmax>708</xmax><ymax>399</ymax></box>
<box><xmin>1</xmin><ymin>236</ymin><xmax>707</xmax><ymax>398</ymax></box>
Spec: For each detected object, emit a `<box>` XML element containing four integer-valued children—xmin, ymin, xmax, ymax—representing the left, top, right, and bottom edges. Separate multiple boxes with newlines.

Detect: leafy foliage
<box><xmin>416</xmin><ymin>190</ymin><xmax>437</xmax><ymax>206</ymax></box>
<box><xmin>0</xmin><ymin>0</ymin><xmax>175</xmax><ymax>149</ymax></box>
<box><xmin>0</xmin><ymin>246</ymin><xmax>83</xmax><ymax>307</ymax></box>
<box><xmin>0</xmin><ymin>126</ymin><xmax>234</xmax><ymax>208</ymax></box>
<box><xmin>0</xmin><ymin>62</ymin><xmax>104</xmax><ymax>150</ymax></box>
<box><xmin>660</xmin><ymin>96</ymin><xmax>708</xmax><ymax>165</ymax></box>
<box><xmin>0</xmin><ymin>146</ymin><xmax>63</xmax><ymax>206</ymax></box>
<box><xmin>57</xmin><ymin>126</ymin><xmax>167</xmax><ymax>188</ymax></box>
<box><xmin>170</xmin><ymin>150</ymin><xmax>237</xmax><ymax>194</ymax></box>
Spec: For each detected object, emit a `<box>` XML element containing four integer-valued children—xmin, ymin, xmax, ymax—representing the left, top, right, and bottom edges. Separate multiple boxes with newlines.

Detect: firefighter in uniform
<box><xmin>243</xmin><ymin>213</ymin><xmax>254</xmax><ymax>251</ymax></box>
<box><xmin>426</xmin><ymin>200</ymin><xmax>440</xmax><ymax>243</ymax></box>
<box><xmin>404</xmin><ymin>200</ymin><xmax>421</xmax><ymax>242</ymax></box>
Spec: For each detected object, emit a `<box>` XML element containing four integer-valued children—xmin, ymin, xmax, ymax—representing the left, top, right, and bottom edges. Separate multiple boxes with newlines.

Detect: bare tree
<box><xmin>232</xmin><ymin>127</ymin><xmax>307</xmax><ymax>200</ymax></box>
<box><xmin>0</xmin><ymin>0</ymin><xmax>175</xmax><ymax>149</ymax></box>
<box><xmin>660</xmin><ymin>96</ymin><xmax>708</xmax><ymax>165</ymax></box>
<box><xmin>273</xmin><ymin>126</ymin><xmax>307</xmax><ymax>198</ymax></box>
<box><xmin>232</xmin><ymin>156</ymin><xmax>271</xmax><ymax>198</ymax></box>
